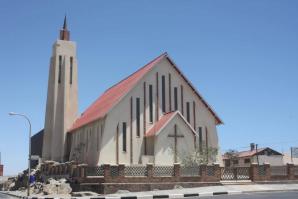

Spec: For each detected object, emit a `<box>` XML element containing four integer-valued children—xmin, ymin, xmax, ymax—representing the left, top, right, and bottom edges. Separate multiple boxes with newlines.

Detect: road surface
<box><xmin>0</xmin><ymin>192</ymin><xmax>18</xmax><ymax>198</ymax></box>
<box><xmin>200</xmin><ymin>191</ymin><xmax>298</xmax><ymax>199</ymax></box>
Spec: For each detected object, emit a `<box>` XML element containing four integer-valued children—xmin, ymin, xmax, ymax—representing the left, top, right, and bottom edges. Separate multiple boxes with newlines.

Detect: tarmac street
<box><xmin>0</xmin><ymin>192</ymin><xmax>18</xmax><ymax>199</ymax></box>
<box><xmin>200</xmin><ymin>191</ymin><xmax>298</xmax><ymax>199</ymax></box>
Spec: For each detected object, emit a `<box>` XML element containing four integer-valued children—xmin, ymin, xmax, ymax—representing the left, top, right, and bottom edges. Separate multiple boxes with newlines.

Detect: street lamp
<box><xmin>8</xmin><ymin>112</ymin><xmax>32</xmax><ymax>197</ymax></box>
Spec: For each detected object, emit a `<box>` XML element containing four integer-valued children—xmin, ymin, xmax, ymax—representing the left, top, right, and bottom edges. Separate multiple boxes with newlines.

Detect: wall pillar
<box><xmin>287</xmin><ymin>163</ymin><xmax>294</xmax><ymax>180</ymax></box>
<box><xmin>264</xmin><ymin>163</ymin><xmax>271</xmax><ymax>181</ymax></box>
<box><xmin>200</xmin><ymin>164</ymin><xmax>207</xmax><ymax>181</ymax></box>
<box><xmin>147</xmin><ymin>163</ymin><xmax>153</xmax><ymax>178</ymax></box>
<box><xmin>250</xmin><ymin>163</ymin><xmax>258</xmax><ymax>181</ymax></box>
<box><xmin>118</xmin><ymin>164</ymin><xmax>125</xmax><ymax>180</ymax></box>
<box><xmin>104</xmin><ymin>164</ymin><xmax>111</xmax><ymax>182</ymax></box>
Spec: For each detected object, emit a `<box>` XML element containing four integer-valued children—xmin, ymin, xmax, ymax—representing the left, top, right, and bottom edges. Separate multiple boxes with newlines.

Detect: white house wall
<box><xmin>154</xmin><ymin>114</ymin><xmax>195</xmax><ymax>165</ymax></box>
<box><xmin>101</xmin><ymin>57</ymin><xmax>221</xmax><ymax>165</ymax></box>
<box><xmin>70</xmin><ymin>56</ymin><xmax>221</xmax><ymax>166</ymax></box>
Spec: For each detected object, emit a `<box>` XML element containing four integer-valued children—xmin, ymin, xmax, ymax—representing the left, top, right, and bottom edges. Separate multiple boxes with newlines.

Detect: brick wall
<box><xmin>0</xmin><ymin>165</ymin><xmax>3</xmax><ymax>176</ymax></box>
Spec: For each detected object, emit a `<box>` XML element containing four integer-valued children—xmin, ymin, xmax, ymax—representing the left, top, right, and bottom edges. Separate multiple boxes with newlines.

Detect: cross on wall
<box><xmin>168</xmin><ymin>124</ymin><xmax>184</xmax><ymax>163</ymax></box>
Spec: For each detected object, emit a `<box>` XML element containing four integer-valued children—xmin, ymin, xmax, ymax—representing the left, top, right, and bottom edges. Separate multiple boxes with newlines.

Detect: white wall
<box><xmin>69</xmin><ymin>56</ymin><xmax>221</xmax><ymax>165</ymax></box>
<box><xmin>154</xmin><ymin>114</ymin><xmax>195</xmax><ymax>165</ymax></box>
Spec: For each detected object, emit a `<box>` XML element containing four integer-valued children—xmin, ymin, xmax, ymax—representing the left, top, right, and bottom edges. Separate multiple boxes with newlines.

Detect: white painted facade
<box><xmin>42</xmin><ymin>21</ymin><xmax>223</xmax><ymax>166</ymax></box>
<box><xmin>68</xmin><ymin>57</ymin><xmax>222</xmax><ymax>166</ymax></box>
<box><xmin>42</xmin><ymin>39</ymin><xmax>78</xmax><ymax>162</ymax></box>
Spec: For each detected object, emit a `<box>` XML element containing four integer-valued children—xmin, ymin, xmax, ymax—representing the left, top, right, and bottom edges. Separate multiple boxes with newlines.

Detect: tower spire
<box><xmin>60</xmin><ymin>15</ymin><xmax>70</xmax><ymax>41</ymax></box>
<box><xmin>63</xmin><ymin>15</ymin><xmax>67</xmax><ymax>30</ymax></box>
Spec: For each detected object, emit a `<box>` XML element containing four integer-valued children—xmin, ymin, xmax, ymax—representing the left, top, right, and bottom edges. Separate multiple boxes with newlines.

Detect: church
<box><xmin>40</xmin><ymin>18</ymin><xmax>223</xmax><ymax>167</ymax></box>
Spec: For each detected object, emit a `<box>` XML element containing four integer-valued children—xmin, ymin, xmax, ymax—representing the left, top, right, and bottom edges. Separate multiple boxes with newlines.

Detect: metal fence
<box><xmin>153</xmin><ymin>166</ymin><xmax>174</xmax><ymax>176</ymax></box>
<box><xmin>271</xmin><ymin>166</ymin><xmax>287</xmax><ymax>176</ymax></box>
<box><xmin>294</xmin><ymin>166</ymin><xmax>298</xmax><ymax>176</ymax></box>
<box><xmin>86</xmin><ymin>166</ymin><xmax>104</xmax><ymax>176</ymax></box>
<box><xmin>258</xmin><ymin>165</ymin><xmax>266</xmax><ymax>176</ymax></box>
<box><xmin>221</xmin><ymin>167</ymin><xmax>250</xmax><ymax>180</ymax></box>
<box><xmin>124</xmin><ymin>165</ymin><xmax>148</xmax><ymax>176</ymax></box>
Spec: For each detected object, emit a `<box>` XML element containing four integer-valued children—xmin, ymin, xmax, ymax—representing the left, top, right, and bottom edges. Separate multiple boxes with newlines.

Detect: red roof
<box><xmin>69</xmin><ymin>53</ymin><xmax>167</xmax><ymax>132</ymax></box>
<box><xmin>145</xmin><ymin>111</ymin><xmax>176</xmax><ymax>137</ymax></box>
<box><xmin>69</xmin><ymin>52</ymin><xmax>223</xmax><ymax>132</ymax></box>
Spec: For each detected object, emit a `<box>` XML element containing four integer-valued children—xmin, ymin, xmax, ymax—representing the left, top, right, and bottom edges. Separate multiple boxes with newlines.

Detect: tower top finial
<box><xmin>60</xmin><ymin>15</ymin><xmax>70</xmax><ymax>41</ymax></box>
<box><xmin>63</xmin><ymin>15</ymin><xmax>67</xmax><ymax>30</ymax></box>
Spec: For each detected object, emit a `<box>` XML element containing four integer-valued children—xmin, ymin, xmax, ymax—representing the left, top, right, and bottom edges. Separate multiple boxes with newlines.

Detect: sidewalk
<box><xmin>1</xmin><ymin>183</ymin><xmax>298</xmax><ymax>198</ymax></box>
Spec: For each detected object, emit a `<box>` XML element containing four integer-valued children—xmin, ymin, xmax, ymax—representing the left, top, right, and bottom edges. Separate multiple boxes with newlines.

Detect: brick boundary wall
<box><xmin>0</xmin><ymin>165</ymin><xmax>3</xmax><ymax>176</ymax></box>
<box><xmin>40</xmin><ymin>162</ymin><xmax>298</xmax><ymax>194</ymax></box>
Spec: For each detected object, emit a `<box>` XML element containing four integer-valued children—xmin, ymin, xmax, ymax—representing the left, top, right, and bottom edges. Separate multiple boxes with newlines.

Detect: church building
<box><xmin>41</xmin><ymin>18</ymin><xmax>223</xmax><ymax>166</ymax></box>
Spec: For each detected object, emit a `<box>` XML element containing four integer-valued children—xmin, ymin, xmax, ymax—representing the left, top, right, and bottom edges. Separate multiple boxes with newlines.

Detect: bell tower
<box><xmin>42</xmin><ymin>17</ymin><xmax>78</xmax><ymax>162</ymax></box>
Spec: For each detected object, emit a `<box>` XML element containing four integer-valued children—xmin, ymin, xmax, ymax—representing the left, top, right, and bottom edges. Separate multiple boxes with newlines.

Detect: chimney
<box><xmin>250</xmin><ymin>143</ymin><xmax>255</xmax><ymax>151</ymax></box>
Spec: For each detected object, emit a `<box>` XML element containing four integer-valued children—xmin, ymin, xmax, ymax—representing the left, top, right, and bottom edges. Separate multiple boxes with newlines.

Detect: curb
<box><xmin>1</xmin><ymin>191</ymin><xmax>242</xmax><ymax>199</ymax></box>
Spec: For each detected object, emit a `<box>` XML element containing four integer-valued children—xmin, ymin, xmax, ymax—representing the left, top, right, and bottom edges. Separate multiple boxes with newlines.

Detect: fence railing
<box><xmin>295</xmin><ymin>166</ymin><xmax>298</xmax><ymax>176</ymax></box>
<box><xmin>39</xmin><ymin>162</ymin><xmax>298</xmax><ymax>183</ymax></box>
<box><xmin>271</xmin><ymin>166</ymin><xmax>287</xmax><ymax>176</ymax></box>
<box><xmin>181</xmin><ymin>165</ymin><xmax>200</xmax><ymax>176</ymax></box>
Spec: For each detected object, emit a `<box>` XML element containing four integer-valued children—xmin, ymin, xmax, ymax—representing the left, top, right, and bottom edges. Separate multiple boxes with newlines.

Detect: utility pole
<box><xmin>291</xmin><ymin>147</ymin><xmax>293</xmax><ymax>163</ymax></box>
<box><xmin>256</xmin><ymin>144</ymin><xmax>259</xmax><ymax>165</ymax></box>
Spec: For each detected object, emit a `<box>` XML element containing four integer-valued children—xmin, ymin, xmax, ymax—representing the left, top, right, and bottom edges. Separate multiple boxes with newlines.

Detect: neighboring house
<box><xmin>283</xmin><ymin>153</ymin><xmax>298</xmax><ymax>165</ymax></box>
<box><xmin>40</xmin><ymin>18</ymin><xmax>223</xmax><ymax>166</ymax></box>
<box><xmin>0</xmin><ymin>164</ymin><xmax>3</xmax><ymax>176</ymax></box>
<box><xmin>223</xmin><ymin>145</ymin><xmax>284</xmax><ymax>167</ymax></box>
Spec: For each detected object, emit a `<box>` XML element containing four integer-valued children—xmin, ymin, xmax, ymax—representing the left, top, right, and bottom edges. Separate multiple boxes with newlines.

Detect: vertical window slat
<box><xmin>136</xmin><ymin>98</ymin><xmax>140</xmax><ymax>137</ymax></box>
<box><xmin>122</xmin><ymin>122</ymin><xmax>127</xmax><ymax>152</ymax></box>
<box><xmin>162</xmin><ymin>75</ymin><xmax>166</xmax><ymax>113</ymax></box>
<box><xmin>168</xmin><ymin>74</ymin><xmax>172</xmax><ymax>111</ymax></box>
<box><xmin>149</xmin><ymin>85</ymin><xmax>153</xmax><ymax>123</ymax></box>
<box><xmin>58</xmin><ymin>55</ymin><xmax>62</xmax><ymax>84</ymax></box>
<box><xmin>174</xmin><ymin>87</ymin><xmax>178</xmax><ymax>111</ymax></box>
<box><xmin>70</xmin><ymin>56</ymin><xmax>73</xmax><ymax>84</ymax></box>
<box><xmin>180</xmin><ymin>85</ymin><xmax>184</xmax><ymax>115</ymax></box>
<box><xmin>186</xmin><ymin>102</ymin><xmax>190</xmax><ymax>123</ymax></box>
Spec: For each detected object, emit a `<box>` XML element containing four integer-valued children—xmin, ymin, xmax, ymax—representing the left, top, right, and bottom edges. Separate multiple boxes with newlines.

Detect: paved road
<box><xmin>199</xmin><ymin>191</ymin><xmax>298</xmax><ymax>199</ymax></box>
<box><xmin>0</xmin><ymin>192</ymin><xmax>18</xmax><ymax>198</ymax></box>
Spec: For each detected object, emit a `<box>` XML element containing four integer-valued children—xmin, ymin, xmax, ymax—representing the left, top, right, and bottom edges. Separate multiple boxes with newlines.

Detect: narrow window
<box><xmin>70</xmin><ymin>56</ymin><xmax>73</xmax><ymax>84</ymax></box>
<box><xmin>205</xmin><ymin>126</ymin><xmax>209</xmax><ymax>162</ymax></box>
<box><xmin>198</xmin><ymin>127</ymin><xmax>203</xmax><ymax>152</ymax></box>
<box><xmin>156</xmin><ymin>72</ymin><xmax>159</xmax><ymax>121</ymax></box>
<box><xmin>162</xmin><ymin>75</ymin><xmax>166</xmax><ymax>113</ymax></box>
<box><xmin>149</xmin><ymin>84</ymin><xmax>153</xmax><ymax>123</ymax></box>
<box><xmin>174</xmin><ymin>87</ymin><xmax>178</xmax><ymax>111</ymax></box>
<box><xmin>122</xmin><ymin>122</ymin><xmax>127</xmax><ymax>152</ymax></box>
<box><xmin>181</xmin><ymin>85</ymin><xmax>184</xmax><ymax>115</ymax></box>
<box><xmin>58</xmin><ymin>55</ymin><xmax>62</xmax><ymax>83</ymax></box>
<box><xmin>136</xmin><ymin>98</ymin><xmax>140</xmax><ymax>137</ymax></box>
<box><xmin>168</xmin><ymin>74</ymin><xmax>172</xmax><ymax>111</ymax></box>
<box><xmin>193</xmin><ymin>101</ymin><xmax>196</xmax><ymax>130</ymax></box>
<box><xmin>186</xmin><ymin>102</ymin><xmax>190</xmax><ymax>123</ymax></box>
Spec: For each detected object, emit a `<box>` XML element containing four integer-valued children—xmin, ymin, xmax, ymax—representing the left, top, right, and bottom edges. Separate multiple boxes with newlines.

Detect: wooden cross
<box><xmin>168</xmin><ymin>124</ymin><xmax>184</xmax><ymax>163</ymax></box>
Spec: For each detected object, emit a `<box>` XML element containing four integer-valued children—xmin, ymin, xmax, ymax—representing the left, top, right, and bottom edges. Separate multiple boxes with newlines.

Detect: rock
<box><xmin>174</xmin><ymin>185</ymin><xmax>183</xmax><ymax>189</ymax></box>
<box><xmin>116</xmin><ymin>190</ymin><xmax>130</xmax><ymax>194</ymax></box>
<box><xmin>43</xmin><ymin>183</ymin><xmax>59</xmax><ymax>195</ymax></box>
<box><xmin>43</xmin><ymin>178</ymin><xmax>71</xmax><ymax>195</ymax></box>
<box><xmin>58</xmin><ymin>183</ymin><xmax>72</xmax><ymax>194</ymax></box>
<box><xmin>72</xmin><ymin>192</ymin><xmax>98</xmax><ymax>197</ymax></box>
<box><xmin>8</xmin><ymin>182</ymin><xmax>15</xmax><ymax>190</ymax></box>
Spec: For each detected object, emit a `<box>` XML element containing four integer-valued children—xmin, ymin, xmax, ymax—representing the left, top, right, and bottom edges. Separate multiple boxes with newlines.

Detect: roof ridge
<box><xmin>79</xmin><ymin>52</ymin><xmax>167</xmax><ymax>116</ymax></box>
<box><xmin>103</xmin><ymin>52</ymin><xmax>168</xmax><ymax>94</ymax></box>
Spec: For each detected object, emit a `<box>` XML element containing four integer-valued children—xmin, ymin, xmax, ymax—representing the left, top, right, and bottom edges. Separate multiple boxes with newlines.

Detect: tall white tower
<box><xmin>42</xmin><ymin>17</ymin><xmax>78</xmax><ymax>162</ymax></box>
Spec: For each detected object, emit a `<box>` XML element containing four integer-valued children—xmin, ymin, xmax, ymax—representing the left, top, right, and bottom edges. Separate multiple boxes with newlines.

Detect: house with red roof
<box><xmin>41</xmin><ymin>18</ymin><xmax>223</xmax><ymax>166</ymax></box>
<box><xmin>223</xmin><ymin>144</ymin><xmax>284</xmax><ymax>167</ymax></box>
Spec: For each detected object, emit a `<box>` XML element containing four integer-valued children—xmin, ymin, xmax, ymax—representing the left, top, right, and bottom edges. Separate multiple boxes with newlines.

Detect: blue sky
<box><xmin>0</xmin><ymin>1</ymin><xmax>297</xmax><ymax>175</ymax></box>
